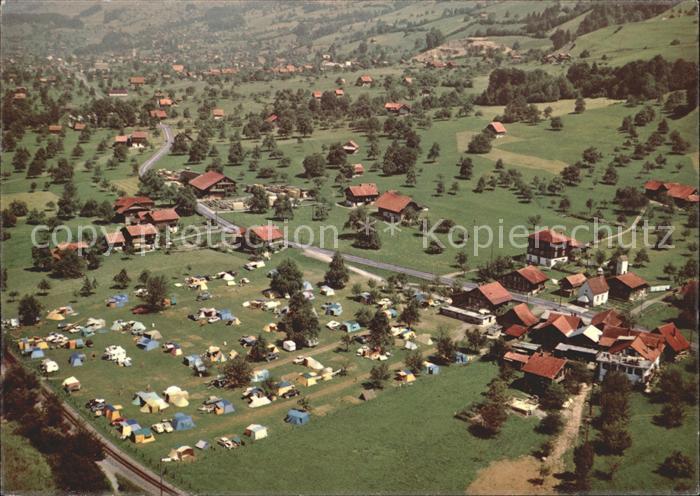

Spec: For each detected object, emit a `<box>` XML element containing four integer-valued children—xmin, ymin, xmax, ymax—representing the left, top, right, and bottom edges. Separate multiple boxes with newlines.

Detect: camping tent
<box><xmin>131</xmin><ymin>427</ymin><xmax>155</xmax><ymax>444</ymax></box>
<box><xmin>62</xmin><ymin>376</ymin><xmax>81</xmax><ymax>392</ymax></box>
<box><xmin>215</xmin><ymin>399</ymin><xmax>235</xmax><ymax>415</ymax></box>
<box><xmin>248</xmin><ymin>395</ymin><xmax>272</xmax><ymax>408</ymax></box>
<box><xmin>423</xmin><ymin>362</ymin><xmax>440</xmax><ymax>375</ymax></box>
<box><xmin>244</xmin><ymin>424</ymin><xmax>268</xmax><ymax>440</ymax></box>
<box><xmin>136</xmin><ymin>337</ymin><xmax>159</xmax><ymax>351</ymax></box>
<box><xmin>251</xmin><ymin>369</ymin><xmax>270</xmax><ymax>382</ymax></box>
<box><xmin>282</xmin><ymin>340</ymin><xmax>296</xmax><ymax>352</ymax></box>
<box><xmin>163</xmin><ymin>386</ymin><xmax>190</xmax><ymax>407</ymax></box>
<box><xmin>145</xmin><ymin>330</ymin><xmax>162</xmax><ymax>340</ymax></box>
<box><xmin>454</xmin><ymin>352</ymin><xmax>469</xmax><ymax>364</ymax></box>
<box><xmin>41</xmin><ymin>359</ymin><xmax>59</xmax><ymax>373</ymax></box>
<box><xmin>320</xmin><ymin>285</ymin><xmax>335</xmax><ymax>296</ymax></box>
<box><xmin>341</xmin><ymin>321</ymin><xmax>362</xmax><ymax>333</ymax></box>
<box><xmin>360</xmin><ymin>390</ymin><xmax>376</xmax><ymax>401</ymax></box>
<box><xmin>195</xmin><ymin>440</ymin><xmax>210</xmax><ymax>450</ymax></box>
<box><xmin>172</xmin><ymin>412</ymin><xmax>195</xmax><ymax>431</ymax></box>
<box><xmin>30</xmin><ymin>348</ymin><xmax>45</xmax><ymax>359</ymax></box>
<box><xmin>168</xmin><ymin>446</ymin><xmax>195</xmax><ymax>461</ymax></box>
<box><xmin>285</xmin><ymin>409</ymin><xmax>310</xmax><ymax>425</ymax></box>
<box><xmin>404</xmin><ymin>341</ymin><xmax>418</xmax><ymax>350</ymax></box>
<box><xmin>69</xmin><ymin>352</ymin><xmax>85</xmax><ymax>367</ymax></box>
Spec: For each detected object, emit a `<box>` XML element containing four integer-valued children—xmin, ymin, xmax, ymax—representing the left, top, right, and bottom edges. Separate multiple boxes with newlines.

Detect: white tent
<box><xmin>282</xmin><ymin>340</ymin><xmax>296</xmax><ymax>352</ymax></box>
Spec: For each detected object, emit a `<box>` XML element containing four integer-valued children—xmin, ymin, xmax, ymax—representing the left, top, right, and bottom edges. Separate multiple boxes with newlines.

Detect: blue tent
<box><xmin>454</xmin><ymin>352</ymin><xmax>469</xmax><ymax>365</ymax></box>
<box><xmin>108</xmin><ymin>294</ymin><xmax>129</xmax><ymax>307</ymax></box>
<box><xmin>69</xmin><ymin>352</ymin><xmax>85</xmax><ymax>367</ymax></box>
<box><xmin>341</xmin><ymin>321</ymin><xmax>362</xmax><ymax>333</ymax></box>
<box><xmin>324</xmin><ymin>303</ymin><xmax>343</xmax><ymax>316</ymax></box>
<box><xmin>302</xmin><ymin>281</ymin><xmax>314</xmax><ymax>292</ymax></box>
<box><xmin>137</xmin><ymin>337</ymin><xmax>159</xmax><ymax>351</ymax></box>
<box><xmin>80</xmin><ymin>327</ymin><xmax>95</xmax><ymax>338</ymax></box>
<box><xmin>285</xmin><ymin>409</ymin><xmax>310</xmax><ymax>425</ymax></box>
<box><xmin>183</xmin><ymin>355</ymin><xmax>200</xmax><ymax>367</ymax></box>
<box><xmin>385</xmin><ymin>308</ymin><xmax>398</xmax><ymax>319</ymax></box>
<box><xmin>30</xmin><ymin>348</ymin><xmax>45</xmax><ymax>359</ymax></box>
<box><xmin>172</xmin><ymin>412</ymin><xmax>195</xmax><ymax>431</ymax></box>
<box><xmin>218</xmin><ymin>309</ymin><xmax>234</xmax><ymax>321</ymax></box>
<box><xmin>74</xmin><ymin>339</ymin><xmax>85</xmax><ymax>349</ymax></box>
<box><xmin>424</xmin><ymin>362</ymin><xmax>440</xmax><ymax>375</ymax></box>
<box><xmin>251</xmin><ymin>369</ymin><xmax>270</xmax><ymax>383</ymax></box>
<box><xmin>169</xmin><ymin>295</ymin><xmax>177</xmax><ymax>305</ymax></box>
<box><xmin>215</xmin><ymin>399</ymin><xmax>235</xmax><ymax>415</ymax></box>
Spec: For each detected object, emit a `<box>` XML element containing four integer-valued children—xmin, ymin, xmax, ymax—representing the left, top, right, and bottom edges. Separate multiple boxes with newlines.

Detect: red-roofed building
<box><xmin>500</xmin><ymin>265</ymin><xmax>548</xmax><ymax>295</ymax></box>
<box><xmin>212</xmin><ymin>108</ymin><xmax>224</xmax><ymax>120</ymax></box>
<box><xmin>48</xmin><ymin>125</ymin><xmax>62</xmax><ymax>134</ymax></box>
<box><xmin>356</xmin><ymin>75</ymin><xmax>373</xmax><ymax>87</ymax></box>
<box><xmin>141</xmin><ymin>208</ymin><xmax>180</xmax><ymax>230</ymax></box>
<box><xmin>246</xmin><ymin>225</ymin><xmax>285</xmax><ymax>251</ymax></box>
<box><xmin>559</xmin><ymin>273</ymin><xmax>587</xmax><ymax>295</ymax></box>
<box><xmin>653</xmin><ymin>323</ymin><xmax>690</xmax><ymax>356</ymax></box>
<box><xmin>645</xmin><ymin>180</ymin><xmax>698</xmax><ymax>205</ymax></box>
<box><xmin>522</xmin><ymin>353</ymin><xmax>567</xmax><ymax>387</ymax></box>
<box><xmin>150</xmin><ymin>109</ymin><xmax>167</xmax><ymax>120</ymax></box>
<box><xmin>345</xmin><ymin>183</ymin><xmax>379</xmax><ymax>206</ymax></box>
<box><xmin>121</xmin><ymin>223</ymin><xmax>158</xmax><ymax>249</ymax></box>
<box><xmin>591</xmin><ymin>309</ymin><xmax>624</xmax><ymax>331</ymax></box>
<box><xmin>130</xmin><ymin>130</ymin><xmax>149</xmax><ymax>145</ymax></box>
<box><xmin>608</xmin><ymin>272</ymin><xmax>649</xmax><ymax>301</ymax></box>
<box><xmin>500</xmin><ymin>303</ymin><xmax>539</xmax><ymax>328</ymax></box>
<box><xmin>265</xmin><ymin>114</ymin><xmax>278</xmax><ymax>125</ymax></box>
<box><xmin>533</xmin><ymin>312</ymin><xmax>582</xmax><ymax>348</ymax></box>
<box><xmin>504</xmin><ymin>324</ymin><xmax>529</xmax><ymax>341</ymax></box>
<box><xmin>172</xmin><ymin>64</ymin><xmax>185</xmax><ymax>73</ymax></box>
<box><xmin>129</xmin><ymin>76</ymin><xmax>145</xmax><ymax>86</ymax></box>
<box><xmin>598</xmin><ymin>334</ymin><xmax>664</xmax><ymax>384</ymax></box>
<box><xmin>503</xmin><ymin>350</ymin><xmax>530</xmax><ymax>369</ymax></box>
<box><xmin>343</xmin><ymin>140</ymin><xmax>360</xmax><ymax>154</ymax></box>
<box><xmin>384</xmin><ymin>102</ymin><xmax>410</xmax><ymax>115</ymax></box>
<box><xmin>486</xmin><ymin>121</ymin><xmax>507</xmax><ymax>137</ymax></box>
<box><xmin>158</xmin><ymin>98</ymin><xmax>173</xmax><ymax>107</ymax></box>
<box><xmin>453</xmin><ymin>281</ymin><xmax>513</xmax><ymax>311</ymax></box>
<box><xmin>108</xmin><ymin>88</ymin><xmax>129</xmax><ymax>97</ymax></box>
<box><xmin>353</xmin><ymin>164</ymin><xmax>364</xmax><ymax>176</ymax></box>
<box><xmin>312</xmin><ymin>91</ymin><xmax>322</xmax><ymax>99</ymax></box>
<box><xmin>335</xmin><ymin>88</ymin><xmax>345</xmax><ymax>97</ymax></box>
<box><xmin>375</xmin><ymin>191</ymin><xmax>419</xmax><ymax>222</ymax></box>
<box><xmin>188</xmin><ymin>171</ymin><xmax>236</xmax><ymax>198</ymax></box>
<box><xmin>577</xmin><ymin>276</ymin><xmax>609</xmax><ymax>307</ymax></box>
<box><xmin>526</xmin><ymin>229</ymin><xmax>581</xmax><ymax>267</ymax></box>
<box><xmin>73</xmin><ymin>122</ymin><xmax>86</xmax><ymax>131</ymax></box>
<box><xmin>103</xmin><ymin>231</ymin><xmax>126</xmax><ymax>250</ymax></box>
<box><xmin>51</xmin><ymin>241</ymin><xmax>89</xmax><ymax>260</ymax></box>
<box><xmin>114</xmin><ymin>196</ymin><xmax>155</xmax><ymax>223</ymax></box>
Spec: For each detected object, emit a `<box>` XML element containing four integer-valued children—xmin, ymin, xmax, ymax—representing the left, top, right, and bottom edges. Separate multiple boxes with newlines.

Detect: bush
<box><xmin>659</xmin><ymin>451</ymin><xmax>695</xmax><ymax>479</ymax></box>
<box><xmin>538</xmin><ymin>412</ymin><xmax>564</xmax><ymax>435</ymax></box>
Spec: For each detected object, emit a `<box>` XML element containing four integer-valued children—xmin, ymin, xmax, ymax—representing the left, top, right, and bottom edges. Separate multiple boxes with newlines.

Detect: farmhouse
<box><xmin>500</xmin><ymin>265</ymin><xmax>548</xmax><ymax>295</ymax></box>
<box><xmin>453</xmin><ymin>281</ymin><xmax>512</xmax><ymax>311</ymax></box>
<box><xmin>245</xmin><ymin>225</ymin><xmax>285</xmax><ymax>250</ymax></box>
<box><xmin>356</xmin><ymin>75</ymin><xmax>373</xmax><ymax>87</ymax></box>
<box><xmin>150</xmin><ymin>109</ymin><xmax>167</xmax><ymax>119</ymax></box>
<box><xmin>108</xmin><ymin>88</ymin><xmax>129</xmax><ymax>97</ymax></box>
<box><xmin>343</xmin><ymin>140</ymin><xmax>360</xmax><ymax>154</ymax></box>
<box><xmin>335</xmin><ymin>88</ymin><xmax>345</xmax><ymax>97</ymax></box>
<box><xmin>212</xmin><ymin>108</ymin><xmax>225</xmax><ymax>120</ymax></box>
<box><xmin>521</xmin><ymin>353</ymin><xmax>567</xmax><ymax>389</ymax></box>
<box><xmin>499</xmin><ymin>303</ymin><xmax>539</xmax><ymax>328</ymax></box>
<box><xmin>345</xmin><ymin>183</ymin><xmax>379</xmax><ymax>206</ymax></box>
<box><xmin>312</xmin><ymin>90</ymin><xmax>322</xmax><ymax>99</ymax></box>
<box><xmin>121</xmin><ymin>224</ymin><xmax>158</xmax><ymax>250</ymax></box>
<box><xmin>644</xmin><ymin>180</ymin><xmax>699</xmax><ymax>205</ymax></box>
<box><xmin>158</xmin><ymin>98</ymin><xmax>173</xmax><ymax>107</ymax></box>
<box><xmin>485</xmin><ymin>121</ymin><xmax>507</xmax><ymax>137</ymax></box>
<box><xmin>129</xmin><ymin>76</ymin><xmax>146</xmax><ymax>86</ymax></box>
<box><xmin>577</xmin><ymin>276</ymin><xmax>609</xmax><ymax>307</ymax></box>
<box><xmin>591</xmin><ymin>308</ymin><xmax>624</xmax><ymax>331</ymax></box>
<box><xmin>532</xmin><ymin>312</ymin><xmax>581</xmax><ymax>349</ymax></box>
<box><xmin>130</xmin><ymin>130</ymin><xmax>149</xmax><ymax>145</ymax></box>
<box><xmin>652</xmin><ymin>322</ymin><xmax>690</xmax><ymax>356</ymax></box>
<box><xmin>607</xmin><ymin>272</ymin><xmax>649</xmax><ymax>301</ymax></box>
<box><xmin>384</xmin><ymin>102</ymin><xmax>410</xmax><ymax>115</ymax></box>
<box><xmin>559</xmin><ymin>273</ymin><xmax>586</xmax><ymax>295</ymax></box>
<box><xmin>597</xmin><ymin>334</ymin><xmax>664</xmax><ymax>385</ymax></box>
<box><xmin>172</xmin><ymin>64</ymin><xmax>185</xmax><ymax>72</ymax></box>
<box><xmin>48</xmin><ymin>125</ymin><xmax>62</xmax><ymax>134</ymax></box>
<box><xmin>51</xmin><ymin>241</ymin><xmax>89</xmax><ymax>260</ymax></box>
<box><xmin>375</xmin><ymin>191</ymin><xmax>419</xmax><ymax>222</ymax></box>
<box><xmin>114</xmin><ymin>196</ymin><xmax>155</xmax><ymax>223</ymax></box>
<box><xmin>526</xmin><ymin>229</ymin><xmax>581</xmax><ymax>267</ymax></box>
<box><xmin>188</xmin><ymin>171</ymin><xmax>236</xmax><ymax>198</ymax></box>
<box><xmin>139</xmin><ymin>208</ymin><xmax>180</xmax><ymax>230</ymax></box>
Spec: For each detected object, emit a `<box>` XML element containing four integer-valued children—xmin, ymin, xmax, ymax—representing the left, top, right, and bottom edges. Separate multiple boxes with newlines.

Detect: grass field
<box><xmin>1</xmin><ymin>422</ymin><xmax>56</xmax><ymax>493</ymax></box>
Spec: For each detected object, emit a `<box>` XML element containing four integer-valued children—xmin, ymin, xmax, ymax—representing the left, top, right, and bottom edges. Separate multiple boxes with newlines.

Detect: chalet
<box><xmin>108</xmin><ymin>88</ymin><xmax>129</xmax><ymax>97</ymax></box>
<box><xmin>590</xmin><ymin>309</ymin><xmax>624</xmax><ymax>331</ymax></box>
<box><xmin>384</xmin><ymin>102</ymin><xmax>410</xmax><ymax>115</ymax></box>
<box><xmin>532</xmin><ymin>312</ymin><xmax>581</xmax><ymax>349</ymax></box>
<box><xmin>559</xmin><ymin>273</ymin><xmax>586</xmax><ymax>295</ymax></box>
<box><xmin>139</xmin><ymin>208</ymin><xmax>180</xmax><ymax>231</ymax></box>
<box><xmin>73</xmin><ymin>122</ymin><xmax>86</xmax><ymax>131</ymax></box>
<box><xmin>499</xmin><ymin>303</ymin><xmax>539</xmax><ymax>328</ymax></box>
<box><xmin>343</xmin><ymin>140</ymin><xmax>360</xmax><ymax>154</ymax></box>
<box><xmin>245</xmin><ymin>225</ymin><xmax>285</xmax><ymax>251</ymax></box>
<box><xmin>356</xmin><ymin>75</ymin><xmax>373</xmax><ymax>87</ymax></box>
<box><xmin>121</xmin><ymin>224</ymin><xmax>158</xmax><ymax>250</ymax></box>
<box><xmin>130</xmin><ymin>131</ymin><xmax>149</xmax><ymax>145</ymax></box>
<box><xmin>522</xmin><ymin>353</ymin><xmax>567</xmax><ymax>389</ymax></box>
<box><xmin>607</xmin><ymin>272</ymin><xmax>649</xmax><ymax>301</ymax></box>
<box><xmin>526</xmin><ymin>229</ymin><xmax>581</xmax><ymax>267</ymax></box>
<box><xmin>644</xmin><ymin>180</ymin><xmax>699</xmax><ymax>205</ymax></box>
<box><xmin>51</xmin><ymin>242</ymin><xmax>89</xmax><ymax>261</ymax></box>
<box><xmin>265</xmin><ymin>114</ymin><xmax>278</xmax><ymax>126</ymax></box>
<box><xmin>114</xmin><ymin>196</ymin><xmax>155</xmax><ymax>223</ymax></box>
<box><xmin>577</xmin><ymin>276</ymin><xmax>609</xmax><ymax>307</ymax></box>
<box><xmin>312</xmin><ymin>91</ymin><xmax>322</xmax><ymax>99</ymax></box>
<box><xmin>453</xmin><ymin>281</ymin><xmax>512</xmax><ymax>311</ymax></box>
<box><xmin>158</xmin><ymin>98</ymin><xmax>173</xmax><ymax>107</ymax></box>
<box><xmin>172</xmin><ymin>64</ymin><xmax>185</xmax><ymax>73</ymax></box>
<box><xmin>485</xmin><ymin>121</ymin><xmax>507</xmax><ymax>137</ymax></box>
<box><xmin>129</xmin><ymin>76</ymin><xmax>146</xmax><ymax>86</ymax></box>
<box><xmin>103</xmin><ymin>231</ymin><xmax>126</xmax><ymax>251</ymax></box>
<box><xmin>344</xmin><ymin>183</ymin><xmax>379</xmax><ymax>206</ymax></box>
<box><xmin>212</xmin><ymin>108</ymin><xmax>224</xmax><ymax>120</ymax></box>
<box><xmin>375</xmin><ymin>191</ymin><xmax>419</xmax><ymax>222</ymax></box>
<box><xmin>48</xmin><ymin>125</ymin><xmax>62</xmax><ymax>134</ymax></box>
<box><xmin>652</xmin><ymin>323</ymin><xmax>690</xmax><ymax>357</ymax></box>
<box><xmin>188</xmin><ymin>171</ymin><xmax>236</xmax><ymax>198</ymax></box>
<box><xmin>597</xmin><ymin>334</ymin><xmax>664</xmax><ymax>385</ymax></box>
<box><xmin>500</xmin><ymin>265</ymin><xmax>548</xmax><ymax>295</ymax></box>
<box><xmin>335</xmin><ymin>88</ymin><xmax>345</xmax><ymax>97</ymax></box>
<box><xmin>353</xmin><ymin>164</ymin><xmax>364</xmax><ymax>176</ymax></box>
<box><xmin>150</xmin><ymin>109</ymin><xmax>167</xmax><ymax>119</ymax></box>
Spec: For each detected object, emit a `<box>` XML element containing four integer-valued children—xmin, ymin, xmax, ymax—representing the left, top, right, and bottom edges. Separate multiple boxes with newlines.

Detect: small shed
<box><xmin>244</xmin><ymin>424</ymin><xmax>268</xmax><ymax>440</ymax></box>
<box><xmin>172</xmin><ymin>412</ymin><xmax>195</xmax><ymax>431</ymax></box>
<box><xmin>285</xmin><ymin>409</ymin><xmax>310</xmax><ymax>425</ymax></box>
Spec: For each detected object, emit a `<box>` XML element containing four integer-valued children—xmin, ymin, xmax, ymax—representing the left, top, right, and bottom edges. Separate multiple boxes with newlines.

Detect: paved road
<box><xmin>139</xmin><ymin>123</ymin><xmax>174</xmax><ymax>177</ymax></box>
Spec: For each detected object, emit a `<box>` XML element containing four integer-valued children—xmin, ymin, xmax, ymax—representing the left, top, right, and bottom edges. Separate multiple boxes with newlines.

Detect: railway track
<box><xmin>3</xmin><ymin>351</ymin><xmax>185</xmax><ymax>496</ymax></box>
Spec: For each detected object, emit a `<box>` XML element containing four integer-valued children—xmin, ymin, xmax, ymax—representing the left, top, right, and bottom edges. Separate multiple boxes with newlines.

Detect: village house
<box><xmin>591</xmin><ymin>308</ymin><xmax>625</xmax><ymax>331</ymax></box>
<box><xmin>521</xmin><ymin>353</ymin><xmax>567</xmax><ymax>390</ymax></box>
<box><xmin>130</xmin><ymin>130</ymin><xmax>149</xmax><ymax>146</ymax></box>
<box><xmin>335</xmin><ymin>88</ymin><xmax>345</xmax><ymax>97</ymax></box>
<box><xmin>607</xmin><ymin>272</ymin><xmax>649</xmax><ymax>301</ymax></box>
<box><xmin>375</xmin><ymin>190</ymin><xmax>419</xmax><ymax>222</ymax></box>
<box><xmin>499</xmin><ymin>303</ymin><xmax>539</xmax><ymax>329</ymax></box>
<box><xmin>453</xmin><ymin>281</ymin><xmax>513</xmax><ymax>312</ymax></box>
<box><xmin>559</xmin><ymin>273</ymin><xmax>586</xmax><ymax>295</ymax></box>
<box><xmin>138</xmin><ymin>208</ymin><xmax>180</xmax><ymax>231</ymax></box>
<box><xmin>48</xmin><ymin>125</ymin><xmax>62</xmax><ymax>134</ymax></box>
<box><xmin>212</xmin><ymin>108</ymin><xmax>225</xmax><ymax>120</ymax></box>
<box><xmin>244</xmin><ymin>225</ymin><xmax>285</xmax><ymax>251</ymax></box>
<box><xmin>188</xmin><ymin>171</ymin><xmax>236</xmax><ymax>198</ymax></box>
<box><xmin>344</xmin><ymin>183</ymin><xmax>379</xmax><ymax>206</ymax></box>
<box><xmin>312</xmin><ymin>90</ymin><xmax>322</xmax><ymax>99</ymax></box>
<box><xmin>500</xmin><ymin>265</ymin><xmax>548</xmax><ymax>295</ymax></box>
<box><xmin>485</xmin><ymin>121</ymin><xmax>507</xmax><ymax>137</ymax></box>
<box><xmin>103</xmin><ymin>231</ymin><xmax>126</xmax><ymax>251</ymax></box>
<box><xmin>384</xmin><ymin>102</ymin><xmax>410</xmax><ymax>115</ymax></box>
<box><xmin>108</xmin><ymin>88</ymin><xmax>129</xmax><ymax>97</ymax></box>
<box><xmin>577</xmin><ymin>276</ymin><xmax>609</xmax><ymax>307</ymax></box>
<box><xmin>150</xmin><ymin>109</ymin><xmax>167</xmax><ymax>119</ymax></box>
<box><xmin>532</xmin><ymin>312</ymin><xmax>582</xmax><ymax>349</ymax></box>
<box><xmin>644</xmin><ymin>180</ymin><xmax>699</xmax><ymax>206</ymax></box>
<box><xmin>73</xmin><ymin>122</ymin><xmax>86</xmax><ymax>131</ymax></box>
<box><xmin>158</xmin><ymin>97</ymin><xmax>173</xmax><ymax>107</ymax></box>
<box><xmin>526</xmin><ymin>229</ymin><xmax>581</xmax><ymax>267</ymax></box>
<box><xmin>353</xmin><ymin>164</ymin><xmax>364</xmax><ymax>176</ymax></box>
<box><xmin>121</xmin><ymin>224</ymin><xmax>158</xmax><ymax>250</ymax></box>
<box><xmin>597</xmin><ymin>334</ymin><xmax>664</xmax><ymax>385</ymax></box>
<box><xmin>129</xmin><ymin>76</ymin><xmax>146</xmax><ymax>86</ymax></box>
<box><xmin>343</xmin><ymin>140</ymin><xmax>360</xmax><ymax>154</ymax></box>
<box><xmin>172</xmin><ymin>64</ymin><xmax>185</xmax><ymax>73</ymax></box>
<box><xmin>356</xmin><ymin>75</ymin><xmax>373</xmax><ymax>87</ymax></box>
<box><xmin>51</xmin><ymin>241</ymin><xmax>89</xmax><ymax>261</ymax></box>
<box><xmin>652</xmin><ymin>322</ymin><xmax>690</xmax><ymax>357</ymax></box>
<box><xmin>114</xmin><ymin>196</ymin><xmax>155</xmax><ymax>223</ymax></box>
